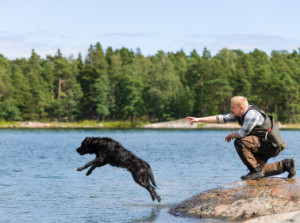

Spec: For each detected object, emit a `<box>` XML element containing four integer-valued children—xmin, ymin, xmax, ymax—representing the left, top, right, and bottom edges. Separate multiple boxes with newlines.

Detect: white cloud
<box><xmin>96</xmin><ymin>33</ymin><xmax>146</xmax><ymax>38</ymax></box>
<box><xmin>1</xmin><ymin>32</ymin><xmax>300</xmax><ymax>60</ymax></box>
<box><xmin>0</xmin><ymin>39</ymin><xmax>31</xmax><ymax>58</ymax></box>
<box><xmin>0</xmin><ymin>32</ymin><xmax>86</xmax><ymax>59</ymax></box>
<box><xmin>182</xmin><ymin>34</ymin><xmax>300</xmax><ymax>55</ymax></box>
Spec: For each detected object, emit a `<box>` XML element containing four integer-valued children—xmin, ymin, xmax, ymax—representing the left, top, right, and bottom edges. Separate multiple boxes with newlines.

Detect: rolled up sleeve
<box><xmin>217</xmin><ymin>114</ymin><xmax>238</xmax><ymax>124</ymax></box>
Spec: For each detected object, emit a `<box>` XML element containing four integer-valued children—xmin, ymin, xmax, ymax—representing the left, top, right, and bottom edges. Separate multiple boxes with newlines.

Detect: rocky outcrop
<box><xmin>20</xmin><ymin>122</ymin><xmax>51</xmax><ymax>128</ymax></box>
<box><xmin>142</xmin><ymin>119</ymin><xmax>197</xmax><ymax>129</ymax></box>
<box><xmin>169</xmin><ymin>177</ymin><xmax>300</xmax><ymax>222</ymax></box>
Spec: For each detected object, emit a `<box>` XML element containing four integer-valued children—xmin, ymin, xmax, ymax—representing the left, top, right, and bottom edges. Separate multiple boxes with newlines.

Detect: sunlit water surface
<box><xmin>0</xmin><ymin>129</ymin><xmax>299</xmax><ymax>222</ymax></box>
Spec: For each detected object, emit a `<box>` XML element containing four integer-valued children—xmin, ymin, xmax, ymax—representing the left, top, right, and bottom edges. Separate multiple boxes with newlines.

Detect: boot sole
<box><xmin>241</xmin><ymin>172</ymin><xmax>265</xmax><ymax>180</ymax></box>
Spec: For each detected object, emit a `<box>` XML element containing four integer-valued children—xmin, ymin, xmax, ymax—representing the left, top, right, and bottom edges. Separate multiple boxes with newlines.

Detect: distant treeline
<box><xmin>0</xmin><ymin>43</ymin><xmax>299</xmax><ymax>122</ymax></box>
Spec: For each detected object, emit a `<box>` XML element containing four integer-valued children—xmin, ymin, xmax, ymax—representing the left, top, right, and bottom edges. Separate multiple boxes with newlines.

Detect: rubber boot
<box><xmin>282</xmin><ymin>158</ymin><xmax>296</xmax><ymax>178</ymax></box>
<box><xmin>241</xmin><ymin>165</ymin><xmax>265</xmax><ymax>180</ymax></box>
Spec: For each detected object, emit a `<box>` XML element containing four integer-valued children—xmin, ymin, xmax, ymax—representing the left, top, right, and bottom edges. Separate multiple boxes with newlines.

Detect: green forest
<box><xmin>0</xmin><ymin>43</ymin><xmax>300</xmax><ymax>123</ymax></box>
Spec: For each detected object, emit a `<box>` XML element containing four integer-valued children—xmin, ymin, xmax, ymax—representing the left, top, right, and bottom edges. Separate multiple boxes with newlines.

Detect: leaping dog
<box><xmin>76</xmin><ymin>137</ymin><xmax>161</xmax><ymax>202</ymax></box>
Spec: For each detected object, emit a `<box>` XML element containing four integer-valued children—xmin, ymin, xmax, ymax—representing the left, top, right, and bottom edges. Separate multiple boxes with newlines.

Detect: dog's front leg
<box><xmin>77</xmin><ymin>159</ymin><xmax>97</xmax><ymax>171</ymax></box>
<box><xmin>86</xmin><ymin>160</ymin><xmax>107</xmax><ymax>176</ymax></box>
<box><xmin>86</xmin><ymin>165</ymin><xmax>97</xmax><ymax>176</ymax></box>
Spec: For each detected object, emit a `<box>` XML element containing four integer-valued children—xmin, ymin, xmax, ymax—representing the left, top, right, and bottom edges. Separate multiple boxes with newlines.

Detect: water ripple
<box><xmin>0</xmin><ymin>129</ymin><xmax>299</xmax><ymax>222</ymax></box>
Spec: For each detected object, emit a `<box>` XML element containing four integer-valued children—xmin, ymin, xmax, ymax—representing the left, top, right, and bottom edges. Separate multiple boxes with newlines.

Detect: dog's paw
<box><xmin>86</xmin><ymin>170</ymin><xmax>93</xmax><ymax>176</ymax></box>
<box><xmin>77</xmin><ymin>167</ymin><xmax>83</xmax><ymax>171</ymax></box>
<box><xmin>157</xmin><ymin>196</ymin><xmax>161</xmax><ymax>203</ymax></box>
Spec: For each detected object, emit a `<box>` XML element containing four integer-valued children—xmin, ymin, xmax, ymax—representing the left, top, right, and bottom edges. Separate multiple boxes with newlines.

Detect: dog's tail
<box><xmin>147</xmin><ymin>166</ymin><xmax>157</xmax><ymax>187</ymax></box>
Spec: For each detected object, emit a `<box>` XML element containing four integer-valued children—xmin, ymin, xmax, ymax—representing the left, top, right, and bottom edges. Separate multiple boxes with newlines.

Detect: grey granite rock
<box><xmin>169</xmin><ymin>177</ymin><xmax>300</xmax><ymax>222</ymax></box>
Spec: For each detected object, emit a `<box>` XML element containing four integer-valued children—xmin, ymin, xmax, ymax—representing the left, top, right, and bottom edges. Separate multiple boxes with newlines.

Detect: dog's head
<box><xmin>76</xmin><ymin>137</ymin><xmax>95</xmax><ymax>155</ymax></box>
<box><xmin>76</xmin><ymin>137</ymin><xmax>114</xmax><ymax>155</ymax></box>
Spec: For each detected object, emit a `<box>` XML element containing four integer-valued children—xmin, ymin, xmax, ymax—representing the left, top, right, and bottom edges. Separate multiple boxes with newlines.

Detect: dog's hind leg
<box><xmin>149</xmin><ymin>186</ymin><xmax>161</xmax><ymax>202</ymax></box>
<box><xmin>131</xmin><ymin>174</ymin><xmax>161</xmax><ymax>202</ymax></box>
<box><xmin>143</xmin><ymin>184</ymin><xmax>161</xmax><ymax>202</ymax></box>
<box><xmin>147</xmin><ymin>168</ymin><xmax>157</xmax><ymax>187</ymax></box>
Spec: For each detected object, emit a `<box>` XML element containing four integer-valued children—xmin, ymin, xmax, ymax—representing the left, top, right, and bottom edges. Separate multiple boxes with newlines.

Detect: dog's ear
<box><xmin>83</xmin><ymin>137</ymin><xmax>93</xmax><ymax>145</ymax></box>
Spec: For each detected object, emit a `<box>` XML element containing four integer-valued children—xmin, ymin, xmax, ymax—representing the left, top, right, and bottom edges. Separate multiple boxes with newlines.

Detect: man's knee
<box><xmin>234</xmin><ymin>138</ymin><xmax>243</xmax><ymax>151</ymax></box>
<box><xmin>234</xmin><ymin>138</ymin><xmax>256</xmax><ymax>171</ymax></box>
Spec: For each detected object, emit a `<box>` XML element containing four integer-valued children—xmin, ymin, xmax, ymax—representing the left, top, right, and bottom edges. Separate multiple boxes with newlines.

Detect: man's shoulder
<box><xmin>245</xmin><ymin>109</ymin><xmax>264</xmax><ymax>120</ymax></box>
<box><xmin>246</xmin><ymin>109</ymin><xmax>260</xmax><ymax>115</ymax></box>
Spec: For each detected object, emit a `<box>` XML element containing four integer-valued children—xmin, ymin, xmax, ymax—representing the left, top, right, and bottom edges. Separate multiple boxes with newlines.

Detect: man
<box><xmin>186</xmin><ymin>96</ymin><xmax>296</xmax><ymax>180</ymax></box>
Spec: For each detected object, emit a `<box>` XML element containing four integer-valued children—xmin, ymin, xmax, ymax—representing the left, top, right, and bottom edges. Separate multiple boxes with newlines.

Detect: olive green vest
<box><xmin>237</xmin><ymin>105</ymin><xmax>284</xmax><ymax>148</ymax></box>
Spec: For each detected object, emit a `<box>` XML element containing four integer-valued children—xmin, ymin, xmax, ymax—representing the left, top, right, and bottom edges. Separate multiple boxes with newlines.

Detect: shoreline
<box><xmin>0</xmin><ymin>119</ymin><xmax>300</xmax><ymax>130</ymax></box>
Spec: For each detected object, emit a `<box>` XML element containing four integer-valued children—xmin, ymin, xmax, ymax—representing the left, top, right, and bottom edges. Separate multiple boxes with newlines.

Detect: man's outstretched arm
<box><xmin>186</xmin><ymin>116</ymin><xmax>218</xmax><ymax>125</ymax></box>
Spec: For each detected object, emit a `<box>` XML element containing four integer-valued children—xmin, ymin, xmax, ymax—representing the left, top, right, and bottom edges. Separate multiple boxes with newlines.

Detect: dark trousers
<box><xmin>234</xmin><ymin>136</ymin><xmax>284</xmax><ymax>176</ymax></box>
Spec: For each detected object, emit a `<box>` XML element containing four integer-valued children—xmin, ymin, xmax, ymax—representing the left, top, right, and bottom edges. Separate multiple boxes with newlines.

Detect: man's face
<box><xmin>231</xmin><ymin>102</ymin><xmax>243</xmax><ymax>117</ymax></box>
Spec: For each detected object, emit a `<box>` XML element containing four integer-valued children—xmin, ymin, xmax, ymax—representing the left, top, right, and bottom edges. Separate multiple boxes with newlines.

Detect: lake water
<box><xmin>0</xmin><ymin>129</ymin><xmax>299</xmax><ymax>223</ymax></box>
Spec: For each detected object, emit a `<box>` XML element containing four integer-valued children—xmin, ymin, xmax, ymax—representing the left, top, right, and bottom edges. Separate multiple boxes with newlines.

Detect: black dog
<box><xmin>76</xmin><ymin>137</ymin><xmax>161</xmax><ymax>202</ymax></box>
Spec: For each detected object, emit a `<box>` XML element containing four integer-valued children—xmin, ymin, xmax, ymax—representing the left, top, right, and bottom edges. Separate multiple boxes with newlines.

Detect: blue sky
<box><xmin>0</xmin><ymin>0</ymin><xmax>299</xmax><ymax>59</ymax></box>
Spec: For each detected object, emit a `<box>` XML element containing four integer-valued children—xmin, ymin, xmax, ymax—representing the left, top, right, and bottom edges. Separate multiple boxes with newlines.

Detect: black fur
<box><xmin>76</xmin><ymin>137</ymin><xmax>161</xmax><ymax>202</ymax></box>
